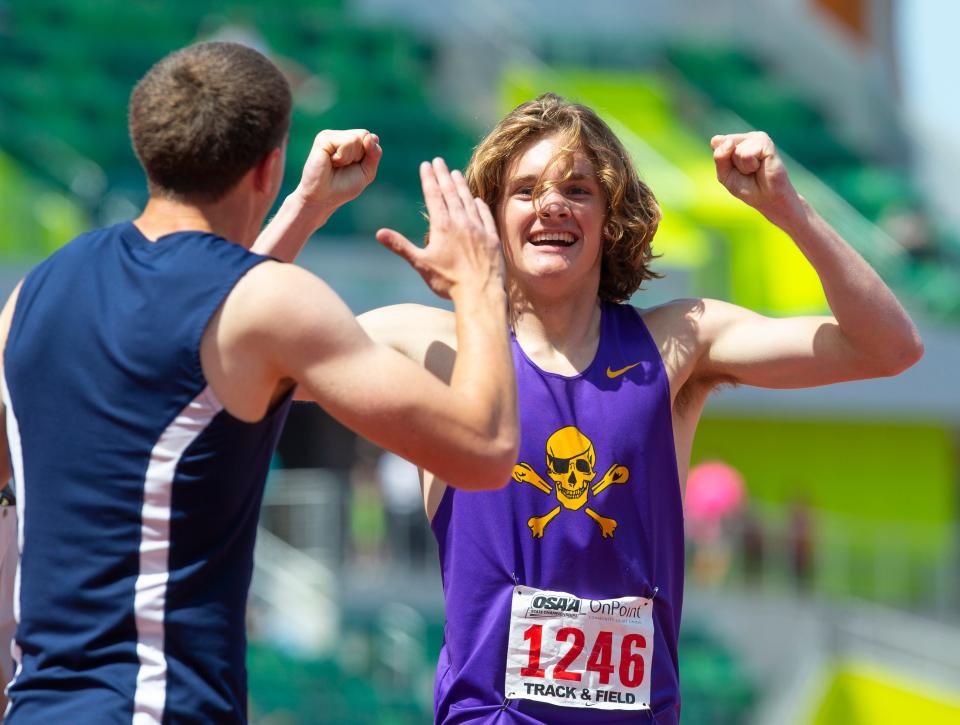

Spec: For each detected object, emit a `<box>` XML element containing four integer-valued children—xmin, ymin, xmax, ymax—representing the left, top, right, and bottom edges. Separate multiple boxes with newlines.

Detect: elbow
<box><xmin>902</xmin><ymin>332</ymin><xmax>925</xmax><ymax>370</ymax></box>
<box><xmin>448</xmin><ymin>432</ymin><xmax>519</xmax><ymax>492</ymax></box>
<box><xmin>871</xmin><ymin>330</ymin><xmax>924</xmax><ymax>377</ymax></box>
<box><xmin>487</xmin><ymin>435</ymin><xmax>521</xmax><ymax>490</ymax></box>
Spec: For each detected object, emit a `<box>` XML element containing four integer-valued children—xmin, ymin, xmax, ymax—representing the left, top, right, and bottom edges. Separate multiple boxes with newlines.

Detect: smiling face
<box><xmin>466</xmin><ymin>94</ymin><xmax>662</xmax><ymax>303</ymax></box>
<box><xmin>497</xmin><ymin>135</ymin><xmax>606</xmax><ymax>299</ymax></box>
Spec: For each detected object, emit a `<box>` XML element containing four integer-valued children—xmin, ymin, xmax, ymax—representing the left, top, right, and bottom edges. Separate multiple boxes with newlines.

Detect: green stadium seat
<box><xmin>0</xmin><ymin>0</ymin><xmax>472</xmax><ymax>244</ymax></box>
<box><xmin>821</xmin><ymin>165</ymin><xmax>922</xmax><ymax>221</ymax></box>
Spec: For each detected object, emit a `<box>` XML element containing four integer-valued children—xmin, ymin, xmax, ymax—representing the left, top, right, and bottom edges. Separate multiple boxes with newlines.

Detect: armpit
<box><xmin>673</xmin><ymin>373</ymin><xmax>737</xmax><ymax>418</ymax></box>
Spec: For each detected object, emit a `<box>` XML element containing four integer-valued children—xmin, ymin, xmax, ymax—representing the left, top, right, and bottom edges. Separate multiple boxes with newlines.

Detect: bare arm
<box><xmin>253</xmin><ymin>129</ymin><xmax>382</xmax><ymax>261</ymax></box>
<box><xmin>358</xmin><ymin>304</ymin><xmax>457</xmax><ymax>374</ymax></box>
<box><xmin>690</xmin><ymin>132</ymin><xmax>923</xmax><ymax>390</ymax></box>
<box><xmin>211</xmin><ymin>161</ymin><xmax>517</xmax><ymax>491</ymax></box>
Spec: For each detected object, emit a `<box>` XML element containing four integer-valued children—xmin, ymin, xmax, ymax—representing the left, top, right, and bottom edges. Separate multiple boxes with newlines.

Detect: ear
<box><xmin>252</xmin><ymin>146</ymin><xmax>285</xmax><ymax>195</ymax></box>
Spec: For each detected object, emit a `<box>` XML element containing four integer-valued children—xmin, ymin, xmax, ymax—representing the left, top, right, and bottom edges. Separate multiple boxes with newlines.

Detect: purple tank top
<box><xmin>432</xmin><ymin>302</ymin><xmax>684</xmax><ymax>724</ymax></box>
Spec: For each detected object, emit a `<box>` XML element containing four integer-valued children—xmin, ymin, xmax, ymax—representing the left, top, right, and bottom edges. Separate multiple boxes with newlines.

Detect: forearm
<box><xmin>775</xmin><ymin>197</ymin><xmax>922</xmax><ymax>370</ymax></box>
<box><xmin>448</xmin><ymin>281</ymin><xmax>518</xmax><ymax>461</ymax></box>
<box><xmin>252</xmin><ymin>190</ymin><xmax>335</xmax><ymax>262</ymax></box>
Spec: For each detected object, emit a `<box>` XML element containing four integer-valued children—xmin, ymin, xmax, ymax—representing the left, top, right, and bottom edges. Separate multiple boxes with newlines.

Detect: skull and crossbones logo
<box><xmin>513</xmin><ymin>426</ymin><xmax>629</xmax><ymax>539</ymax></box>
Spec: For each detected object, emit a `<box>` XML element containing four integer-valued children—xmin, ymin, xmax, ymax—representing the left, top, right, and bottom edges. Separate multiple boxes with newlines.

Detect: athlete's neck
<box><xmin>133</xmin><ymin>195</ymin><xmax>259</xmax><ymax>248</ymax></box>
<box><xmin>510</xmin><ymin>286</ymin><xmax>602</xmax><ymax>375</ymax></box>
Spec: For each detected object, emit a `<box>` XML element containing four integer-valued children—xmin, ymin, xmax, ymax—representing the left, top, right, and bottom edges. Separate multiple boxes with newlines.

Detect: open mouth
<box><xmin>528</xmin><ymin>231</ymin><xmax>578</xmax><ymax>247</ymax></box>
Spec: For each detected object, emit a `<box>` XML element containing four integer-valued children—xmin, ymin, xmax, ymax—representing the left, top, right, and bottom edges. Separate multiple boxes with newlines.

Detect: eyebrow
<box><xmin>506</xmin><ymin>172</ymin><xmax>592</xmax><ymax>186</ymax></box>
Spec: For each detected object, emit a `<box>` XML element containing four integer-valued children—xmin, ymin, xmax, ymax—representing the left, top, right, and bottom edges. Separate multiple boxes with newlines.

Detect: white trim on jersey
<box><xmin>1</xmin><ymin>372</ymin><xmax>25</xmax><ymax>712</ymax></box>
<box><xmin>133</xmin><ymin>386</ymin><xmax>223</xmax><ymax>725</ymax></box>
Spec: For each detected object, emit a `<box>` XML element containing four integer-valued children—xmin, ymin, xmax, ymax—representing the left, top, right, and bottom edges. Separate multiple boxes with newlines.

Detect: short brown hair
<box><xmin>466</xmin><ymin>93</ymin><xmax>661</xmax><ymax>302</ymax></box>
<box><xmin>129</xmin><ymin>41</ymin><xmax>292</xmax><ymax>202</ymax></box>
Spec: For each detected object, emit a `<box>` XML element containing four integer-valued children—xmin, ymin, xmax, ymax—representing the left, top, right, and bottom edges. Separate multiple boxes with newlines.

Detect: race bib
<box><xmin>504</xmin><ymin>585</ymin><xmax>654</xmax><ymax>711</ymax></box>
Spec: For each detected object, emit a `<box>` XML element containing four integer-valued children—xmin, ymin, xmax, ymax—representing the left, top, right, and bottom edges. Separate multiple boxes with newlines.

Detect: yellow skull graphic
<box><xmin>546</xmin><ymin>426</ymin><xmax>596</xmax><ymax>511</ymax></box>
<box><xmin>512</xmin><ymin>425</ymin><xmax>630</xmax><ymax>539</ymax></box>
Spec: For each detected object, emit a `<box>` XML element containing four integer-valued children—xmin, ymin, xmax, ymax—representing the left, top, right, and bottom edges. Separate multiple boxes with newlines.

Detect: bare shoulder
<box><xmin>212</xmin><ymin>260</ymin><xmax>362</xmax><ymax>375</ymax></box>
<box><xmin>635</xmin><ymin>298</ymin><xmax>706</xmax><ymax>363</ymax></box>
<box><xmin>227</xmin><ymin>261</ymin><xmax>356</xmax><ymax>337</ymax></box>
<box><xmin>637</xmin><ymin>297</ymin><xmax>751</xmax><ymax>355</ymax></box>
<box><xmin>203</xmin><ymin>261</ymin><xmax>362</xmax><ymax>419</ymax></box>
<box><xmin>233</xmin><ymin>260</ymin><xmax>336</xmax><ymax>310</ymax></box>
<box><xmin>634</xmin><ymin>297</ymin><xmax>741</xmax><ymax>395</ymax></box>
<box><xmin>636</xmin><ymin>297</ymin><xmax>707</xmax><ymax>332</ymax></box>
<box><xmin>358</xmin><ymin>304</ymin><xmax>457</xmax><ymax>376</ymax></box>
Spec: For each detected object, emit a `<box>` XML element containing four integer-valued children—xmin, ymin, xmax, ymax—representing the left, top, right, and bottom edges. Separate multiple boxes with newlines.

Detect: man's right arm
<box><xmin>223</xmin><ymin>263</ymin><xmax>515</xmax><ymax>491</ymax></box>
<box><xmin>215</xmin><ymin>161</ymin><xmax>518</xmax><ymax>491</ymax></box>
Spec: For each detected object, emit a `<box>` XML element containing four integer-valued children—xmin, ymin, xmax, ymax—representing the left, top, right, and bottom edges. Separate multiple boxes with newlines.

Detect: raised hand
<box><xmin>293</xmin><ymin>128</ymin><xmax>382</xmax><ymax>217</ymax></box>
<box><xmin>375</xmin><ymin>158</ymin><xmax>504</xmax><ymax>300</ymax></box>
<box><xmin>711</xmin><ymin>131</ymin><xmax>803</xmax><ymax>225</ymax></box>
<box><xmin>254</xmin><ymin>129</ymin><xmax>383</xmax><ymax>261</ymax></box>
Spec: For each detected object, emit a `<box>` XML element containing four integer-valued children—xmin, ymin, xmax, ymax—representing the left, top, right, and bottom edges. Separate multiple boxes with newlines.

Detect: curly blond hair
<box><xmin>465</xmin><ymin>93</ymin><xmax>661</xmax><ymax>302</ymax></box>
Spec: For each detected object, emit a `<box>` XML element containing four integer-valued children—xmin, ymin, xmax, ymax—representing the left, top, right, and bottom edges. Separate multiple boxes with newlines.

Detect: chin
<box><xmin>527</xmin><ymin>260</ymin><xmax>577</xmax><ymax>278</ymax></box>
<box><xmin>512</xmin><ymin>264</ymin><xmax>586</xmax><ymax>295</ymax></box>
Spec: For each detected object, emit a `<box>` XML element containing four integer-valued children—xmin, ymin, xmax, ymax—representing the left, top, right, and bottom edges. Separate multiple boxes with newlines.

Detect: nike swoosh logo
<box><xmin>606</xmin><ymin>362</ymin><xmax>641</xmax><ymax>379</ymax></box>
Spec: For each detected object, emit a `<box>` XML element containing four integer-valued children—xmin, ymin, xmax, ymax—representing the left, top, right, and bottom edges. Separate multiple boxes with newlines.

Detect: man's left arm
<box><xmin>695</xmin><ymin>132</ymin><xmax>923</xmax><ymax>389</ymax></box>
<box><xmin>253</xmin><ymin>128</ymin><xmax>382</xmax><ymax>262</ymax></box>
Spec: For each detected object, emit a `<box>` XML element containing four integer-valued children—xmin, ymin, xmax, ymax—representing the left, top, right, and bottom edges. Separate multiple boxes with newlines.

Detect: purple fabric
<box><xmin>432</xmin><ymin>303</ymin><xmax>684</xmax><ymax>724</ymax></box>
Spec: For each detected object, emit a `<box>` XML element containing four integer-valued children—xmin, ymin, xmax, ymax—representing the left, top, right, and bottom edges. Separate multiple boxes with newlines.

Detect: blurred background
<box><xmin>1</xmin><ymin>0</ymin><xmax>958</xmax><ymax>722</ymax></box>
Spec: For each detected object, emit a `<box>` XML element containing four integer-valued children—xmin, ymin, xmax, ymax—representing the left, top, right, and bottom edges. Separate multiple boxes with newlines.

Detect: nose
<box><xmin>536</xmin><ymin>190</ymin><xmax>571</xmax><ymax>219</ymax></box>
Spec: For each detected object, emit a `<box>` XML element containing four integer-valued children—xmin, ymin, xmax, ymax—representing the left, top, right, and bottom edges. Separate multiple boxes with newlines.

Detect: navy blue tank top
<box><xmin>432</xmin><ymin>302</ymin><xmax>684</xmax><ymax>724</ymax></box>
<box><xmin>2</xmin><ymin>222</ymin><xmax>292</xmax><ymax>723</ymax></box>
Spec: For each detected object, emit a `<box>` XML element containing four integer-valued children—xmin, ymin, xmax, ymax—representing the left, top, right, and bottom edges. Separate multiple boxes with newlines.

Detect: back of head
<box><xmin>129</xmin><ymin>41</ymin><xmax>292</xmax><ymax>203</ymax></box>
<box><xmin>467</xmin><ymin>93</ymin><xmax>662</xmax><ymax>302</ymax></box>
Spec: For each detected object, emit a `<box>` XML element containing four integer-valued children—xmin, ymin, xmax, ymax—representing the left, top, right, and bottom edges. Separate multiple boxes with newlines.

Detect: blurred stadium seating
<box><xmin>245</xmin><ymin>615</ymin><xmax>757</xmax><ymax>724</ymax></box>
<box><xmin>0</xmin><ymin>0</ymin><xmax>475</xmax><ymax>240</ymax></box>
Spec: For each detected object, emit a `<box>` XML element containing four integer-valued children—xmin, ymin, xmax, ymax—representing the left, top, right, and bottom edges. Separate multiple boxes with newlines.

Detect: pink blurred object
<box><xmin>685</xmin><ymin>460</ymin><xmax>745</xmax><ymax>525</ymax></box>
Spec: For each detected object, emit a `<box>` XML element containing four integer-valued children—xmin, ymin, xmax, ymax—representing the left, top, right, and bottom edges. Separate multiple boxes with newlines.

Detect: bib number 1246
<box><xmin>504</xmin><ymin>586</ymin><xmax>654</xmax><ymax>711</ymax></box>
<box><xmin>521</xmin><ymin>624</ymin><xmax>647</xmax><ymax>687</ymax></box>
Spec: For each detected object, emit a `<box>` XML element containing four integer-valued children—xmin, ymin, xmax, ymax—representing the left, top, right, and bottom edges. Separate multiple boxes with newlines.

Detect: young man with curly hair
<box><xmin>261</xmin><ymin>92</ymin><xmax>921</xmax><ymax>724</ymax></box>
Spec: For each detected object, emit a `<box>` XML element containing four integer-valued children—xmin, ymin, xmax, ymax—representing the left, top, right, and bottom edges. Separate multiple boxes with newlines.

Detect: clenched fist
<box><xmin>711</xmin><ymin>131</ymin><xmax>803</xmax><ymax>226</ymax></box>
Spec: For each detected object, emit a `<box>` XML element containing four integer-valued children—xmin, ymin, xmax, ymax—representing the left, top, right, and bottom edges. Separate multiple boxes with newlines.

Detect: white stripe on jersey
<box><xmin>1</xmin><ymin>372</ymin><xmax>25</xmax><ymax>713</ymax></box>
<box><xmin>133</xmin><ymin>386</ymin><xmax>223</xmax><ymax>725</ymax></box>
